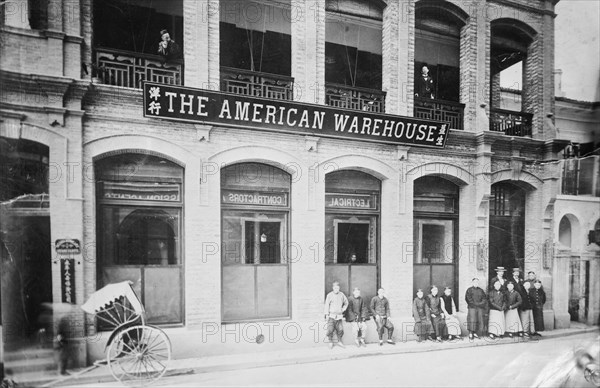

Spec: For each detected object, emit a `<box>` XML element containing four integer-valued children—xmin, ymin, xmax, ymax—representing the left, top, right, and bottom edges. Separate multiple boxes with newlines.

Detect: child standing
<box><xmin>412</xmin><ymin>289</ymin><xmax>432</xmax><ymax>342</ymax></box>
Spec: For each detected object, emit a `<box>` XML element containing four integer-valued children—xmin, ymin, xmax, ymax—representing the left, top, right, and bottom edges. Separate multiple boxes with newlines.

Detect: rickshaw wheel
<box><xmin>107</xmin><ymin>325</ymin><xmax>171</xmax><ymax>385</ymax></box>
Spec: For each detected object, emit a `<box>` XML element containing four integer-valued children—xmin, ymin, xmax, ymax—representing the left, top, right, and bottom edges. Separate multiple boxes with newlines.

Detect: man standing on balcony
<box><xmin>416</xmin><ymin>65</ymin><xmax>435</xmax><ymax>99</ymax></box>
<box><xmin>158</xmin><ymin>29</ymin><xmax>180</xmax><ymax>62</ymax></box>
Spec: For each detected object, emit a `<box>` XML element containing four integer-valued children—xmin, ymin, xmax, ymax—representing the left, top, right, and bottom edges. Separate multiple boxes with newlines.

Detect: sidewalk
<box><xmin>17</xmin><ymin>324</ymin><xmax>599</xmax><ymax>387</ymax></box>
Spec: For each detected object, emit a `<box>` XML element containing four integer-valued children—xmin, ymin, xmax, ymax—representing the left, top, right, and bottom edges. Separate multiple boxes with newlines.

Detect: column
<box><xmin>291</xmin><ymin>0</ymin><xmax>325</xmax><ymax>104</ymax></box>
<box><xmin>382</xmin><ymin>0</ymin><xmax>413</xmax><ymax>116</ymax></box>
<box><xmin>184</xmin><ymin>0</ymin><xmax>220</xmax><ymax>88</ymax></box>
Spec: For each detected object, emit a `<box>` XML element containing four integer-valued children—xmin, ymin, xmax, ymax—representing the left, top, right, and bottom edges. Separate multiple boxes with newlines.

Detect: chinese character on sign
<box><xmin>61</xmin><ymin>258</ymin><xmax>75</xmax><ymax>304</ymax></box>
<box><xmin>148</xmin><ymin>101</ymin><xmax>161</xmax><ymax>115</ymax></box>
<box><xmin>149</xmin><ymin>86</ymin><xmax>161</xmax><ymax>100</ymax></box>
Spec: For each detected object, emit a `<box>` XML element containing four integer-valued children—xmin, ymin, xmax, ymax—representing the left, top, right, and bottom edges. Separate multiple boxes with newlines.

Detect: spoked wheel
<box><xmin>107</xmin><ymin>325</ymin><xmax>171</xmax><ymax>386</ymax></box>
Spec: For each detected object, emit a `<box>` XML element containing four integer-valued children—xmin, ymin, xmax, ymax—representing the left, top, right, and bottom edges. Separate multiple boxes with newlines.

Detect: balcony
<box><xmin>489</xmin><ymin>108</ymin><xmax>533</xmax><ymax>137</ymax></box>
<box><xmin>220</xmin><ymin>67</ymin><xmax>294</xmax><ymax>101</ymax></box>
<box><xmin>325</xmin><ymin>84</ymin><xmax>386</xmax><ymax>113</ymax></box>
<box><xmin>414</xmin><ymin>97</ymin><xmax>465</xmax><ymax>130</ymax></box>
<box><xmin>94</xmin><ymin>48</ymin><xmax>183</xmax><ymax>89</ymax></box>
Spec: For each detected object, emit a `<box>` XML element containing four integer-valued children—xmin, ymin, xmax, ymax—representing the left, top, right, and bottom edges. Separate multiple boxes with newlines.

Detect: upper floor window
<box><xmin>219</xmin><ymin>0</ymin><xmax>293</xmax><ymax>100</ymax></box>
<box><xmin>324</xmin><ymin>0</ymin><xmax>384</xmax><ymax>112</ymax></box>
<box><xmin>413</xmin><ymin>1</ymin><xmax>467</xmax><ymax>129</ymax></box>
<box><xmin>91</xmin><ymin>0</ymin><xmax>184</xmax><ymax>88</ymax></box>
<box><xmin>414</xmin><ymin>2</ymin><xmax>466</xmax><ymax>102</ymax></box>
<box><xmin>220</xmin><ymin>0</ymin><xmax>291</xmax><ymax>76</ymax></box>
<box><xmin>562</xmin><ymin>156</ymin><xmax>600</xmax><ymax>197</ymax></box>
<box><xmin>490</xmin><ymin>19</ymin><xmax>537</xmax><ymax>136</ymax></box>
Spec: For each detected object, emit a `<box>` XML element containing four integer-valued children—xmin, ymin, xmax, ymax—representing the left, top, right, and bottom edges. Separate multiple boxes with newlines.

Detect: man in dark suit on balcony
<box><xmin>158</xmin><ymin>29</ymin><xmax>181</xmax><ymax>62</ymax></box>
<box><xmin>416</xmin><ymin>65</ymin><xmax>435</xmax><ymax>99</ymax></box>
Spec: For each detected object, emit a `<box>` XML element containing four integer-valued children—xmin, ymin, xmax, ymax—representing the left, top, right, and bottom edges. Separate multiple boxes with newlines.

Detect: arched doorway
<box><xmin>0</xmin><ymin>137</ymin><xmax>52</xmax><ymax>347</ymax></box>
<box><xmin>324</xmin><ymin>170</ymin><xmax>381</xmax><ymax>302</ymax></box>
<box><xmin>413</xmin><ymin>176</ymin><xmax>460</xmax><ymax>297</ymax></box>
<box><xmin>488</xmin><ymin>181</ymin><xmax>526</xmax><ymax>283</ymax></box>
<box><xmin>220</xmin><ymin>162</ymin><xmax>291</xmax><ymax>322</ymax></box>
<box><xmin>95</xmin><ymin>153</ymin><xmax>184</xmax><ymax>326</ymax></box>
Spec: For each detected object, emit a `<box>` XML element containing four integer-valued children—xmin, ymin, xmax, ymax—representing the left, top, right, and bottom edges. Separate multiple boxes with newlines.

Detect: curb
<box><xmin>20</xmin><ymin>326</ymin><xmax>599</xmax><ymax>387</ymax></box>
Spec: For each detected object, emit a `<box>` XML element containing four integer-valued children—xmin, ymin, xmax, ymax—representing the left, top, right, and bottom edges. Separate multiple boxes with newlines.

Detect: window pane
<box><xmin>258</xmin><ymin>221</ymin><xmax>281</xmax><ymax>264</ymax></box>
<box><xmin>415</xmin><ymin>219</ymin><xmax>454</xmax><ymax>264</ymax></box>
<box><xmin>256</xmin><ymin>266</ymin><xmax>289</xmax><ymax>318</ymax></box>
<box><xmin>101</xmin><ymin>207</ymin><xmax>181</xmax><ymax>266</ymax></box>
<box><xmin>337</xmin><ymin>223</ymin><xmax>369</xmax><ymax>264</ymax></box>
<box><xmin>223</xmin><ymin>211</ymin><xmax>286</xmax><ymax>264</ymax></box>
<box><xmin>144</xmin><ymin>267</ymin><xmax>182</xmax><ymax>324</ymax></box>
<box><xmin>326</xmin><ymin>215</ymin><xmax>377</xmax><ymax>264</ymax></box>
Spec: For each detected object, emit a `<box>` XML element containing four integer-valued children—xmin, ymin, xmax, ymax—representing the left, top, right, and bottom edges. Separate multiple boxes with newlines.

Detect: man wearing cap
<box><xmin>490</xmin><ymin>266</ymin><xmax>508</xmax><ymax>292</ymax></box>
<box><xmin>157</xmin><ymin>29</ymin><xmax>180</xmax><ymax>62</ymax></box>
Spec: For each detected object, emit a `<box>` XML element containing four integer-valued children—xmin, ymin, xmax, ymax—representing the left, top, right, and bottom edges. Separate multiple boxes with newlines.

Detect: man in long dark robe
<box><xmin>465</xmin><ymin>277</ymin><xmax>487</xmax><ymax>340</ymax></box>
<box><xmin>530</xmin><ymin>280</ymin><xmax>546</xmax><ymax>335</ymax></box>
<box><xmin>426</xmin><ymin>285</ymin><xmax>447</xmax><ymax>342</ymax></box>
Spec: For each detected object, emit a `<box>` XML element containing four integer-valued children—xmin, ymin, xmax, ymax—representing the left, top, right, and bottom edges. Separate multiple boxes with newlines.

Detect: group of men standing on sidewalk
<box><xmin>323</xmin><ymin>282</ymin><xmax>395</xmax><ymax>348</ymax></box>
<box><xmin>323</xmin><ymin>267</ymin><xmax>547</xmax><ymax>348</ymax></box>
<box><xmin>465</xmin><ymin>267</ymin><xmax>546</xmax><ymax>340</ymax></box>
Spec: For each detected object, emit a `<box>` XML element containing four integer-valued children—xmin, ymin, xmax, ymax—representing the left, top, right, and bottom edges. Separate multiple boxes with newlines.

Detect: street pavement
<box><xmin>63</xmin><ymin>332</ymin><xmax>598</xmax><ymax>388</ymax></box>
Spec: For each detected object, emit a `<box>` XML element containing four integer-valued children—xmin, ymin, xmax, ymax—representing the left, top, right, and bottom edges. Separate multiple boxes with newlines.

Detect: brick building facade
<box><xmin>2</xmin><ymin>0</ymin><xmax>597</xmax><ymax>369</ymax></box>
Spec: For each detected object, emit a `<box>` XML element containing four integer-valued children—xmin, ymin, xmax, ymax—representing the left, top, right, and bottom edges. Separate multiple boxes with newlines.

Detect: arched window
<box><xmin>221</xmin><ymin>163</ymin><xmax>291</xmax><ymax>322</ymax></box>
<box><xmin>95</xmin><ymin>153</ymin><xmax>184</xmax><ymax>325</ymax></box>
<box><xmin>325</xmin><ymin>170</ymin><xmax>380</xmax><ymax>301</ymax></box>
<box><xmin>490</xmin><ymin>19</ymin><xmax>537</xmax><ymax>136</ymax></box>
<box><xmin>559</xmin><ymin>216</ymin><xmax>572</xmax><ymax>248</ymax></box>
<box><xmin>413</xmin><ymin>176</ymin><xmax>459</xmax><ymax>297</ymax></box>
<box><xmin>414</xmin><ymin>0</ymin><xmax>468</xmax><ymax>129</ymax></box>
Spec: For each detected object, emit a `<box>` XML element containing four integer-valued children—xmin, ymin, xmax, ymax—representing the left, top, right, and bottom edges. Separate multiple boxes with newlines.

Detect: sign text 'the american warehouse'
<box><xmin>143</xmin><ymin>82</ymin><xmax>449</xmax><ymax>148</ymax></box>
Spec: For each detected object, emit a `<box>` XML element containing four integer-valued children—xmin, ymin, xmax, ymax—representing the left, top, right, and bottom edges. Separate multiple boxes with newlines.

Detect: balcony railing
<box><xmin>414</xmin><ymin>97</ymin><xmax>465</xmax><ymax>130</ymax></box>
<box><xmin>325</xmin><ymin>83</ymin><xmax>386</xmax><ymax>113</ymax></box>
<box><xmin>94</xmin><ymin>48</ymin><xmax>183</xmax><ymax>89</ymax></box>
<box><xmin>220</xmin><ymin>67</ymin><xmax>294</xmax><ymax>100</ymax></box>
<box><xmin>489</xmin><ymin>108</ymin><xmax>533</xmax><ymax>137</ymax></box>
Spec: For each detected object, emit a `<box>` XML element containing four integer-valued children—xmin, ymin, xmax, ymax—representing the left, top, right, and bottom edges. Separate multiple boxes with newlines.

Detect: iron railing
<box><xmin>489</xmin><ymin>108</ymin><xmax>533</xmax><ymax>137</ymax></box>
<box><xmin>414</xmin><ymin>97</ymin><xmax>465</xmax><ymax>130</ymax></box>
<box><xmin>325</xmin><ymin>83</ymin><xmax>386</xmax><ymax>113</ymax></box>
<box><xmin>94</xmin><ymin>48</ymin><xmax>183</xmax><ymax>88</ymax></box>
<box><xmin>220</xmin><ymin>66</ymin><xmax>294</xmax><ymax>100</ymax></box>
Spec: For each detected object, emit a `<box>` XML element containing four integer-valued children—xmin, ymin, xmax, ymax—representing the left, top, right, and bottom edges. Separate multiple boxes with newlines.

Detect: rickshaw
<box><xmin>44</xmin><ymin>281</ymin><xmax>171</xmax><ymax>386</ymax></box>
